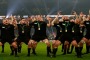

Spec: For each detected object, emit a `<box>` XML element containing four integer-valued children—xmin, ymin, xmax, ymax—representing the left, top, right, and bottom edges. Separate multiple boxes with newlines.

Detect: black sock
<box><xmin>80</xmin><ymin>47</ymin><xmax>83</xmax><ymax>54</ymax></box>
<box><xmin>86</xmin><ymin>46</ymin><xmax>89</xmax><ymax>53</ymax></box>
<box><xmin>10</xmin><ymin>46</ymin><xmax>14</xmax><ymax>55</ymax></box>
<box><xmin>63</xmin><ymin>45</ymin><xmax>66</xmax><ymax>54</ymax></box>
<box><xmin>47</xmin><ymin>46</ymin><xmax>51</xmax><ymax>56</ymax></box>
<box><xmin>18</xmin><ymin>45</ymin><xmax>21</xmax><ymax>53</ymax></box>
<box><xmin>27</xmin><ymin>48</ymin><xmax>31</xmax><ymax>56</ymax></box>
<box><xmin>75</xmin><ymin>47</ymin><xmax>77</xmax><ymax>53</ymax></box>
<box><xmin>75</xmin><ymin>47</ymin><xmax>79</xmax><ymax>57</ymax></box>
<box><xmin>62</xmin><ymin>44</ymin><xmax>64</xmax><ymax>52</ymax></box>
<box><xmin>71</xmin><ymin>45</ymin><xmax>74</xmax><ymax>53</ymax></box>
<box><xmin>32</xmin><ymin>48</ymin><xmax>36</xmax><ymax>54</ymax></box>
<box><xmin>2</xmin><ymin>44</ymin><xmax>4</xmax><ymax>52</ymax></box>
<box><xmin>89</xmin><ymin>46</ymin><xmax>90</xmax><ymax>53</ymax></box>
<box><xmin>53</xmin><ymin>48</ymin><xmax>57</xmax><ymax>57</ymax></box>
<box><xmin>79</xmin><ymin>47</ymin><xmax>82</xmax><ymax>57</ymax></box>
<box><xmin>88</xmin><ymin>46</ymin><xmax>90</xmax><ymax>53</ymax></box>
<box><xmin>67</xmin><ymin>44</ymin><xmax>70</xmax><ymax>53</ymax></box>
<box><xmin>76</xmin><ymin>47</ymin><xmax>81</xmax><ymax>58</ymax></box>
<box><xmin>14</xmin><ymin>48</ymin><xmax>18</xmax><ymax>56</ymax></box>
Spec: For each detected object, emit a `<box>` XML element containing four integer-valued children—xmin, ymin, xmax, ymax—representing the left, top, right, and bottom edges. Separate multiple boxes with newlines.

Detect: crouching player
<box><xmin>0</xmin><ymin>19</ymin><xmax>18</xmax><ymax>57</ymax></box>
<box><xmin>51</xmin><ymin>15</ymin><xmax>61</xmax><ymax>57</ymax></box>
<box><xmin>72</xmin><ymin>18</ymin><xmax>85</xmax><ymax>58</ymax></box>
<box><xmin>27</xmin><ymin>15</ymin><xmax>51</xmax><ymax>57</ymax></box>
<box><xmin>16</xmin><ymin>18</ymin><xmax>32</xmax><ymax>56</ymax></box>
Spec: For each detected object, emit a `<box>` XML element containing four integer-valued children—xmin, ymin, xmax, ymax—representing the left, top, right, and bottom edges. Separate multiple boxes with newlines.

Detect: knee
<box><xmin>71</xmin><ymin>40</ymin><xmax>78</xmax><ymax>47</ymax></box>
<box><xmin>28</xmin><ymin>43</ymin><xmax>32</xmax><ymax>48</ymax></box>
<box><xmin>83</xmin><ymin>37</ymin><xmax>88</xmax><ymax>43</ymax></box>
<box><xmin>43</xmin><ymin>39</ymin><xmax>49</xmax><ymax>43</ymax></box>
<box><xmin>28</xmin><ymin>42</ymin><xmax>32</xmax><ymax>46</ymax></box>
<box><xmin>86</xmin><ymin>40</ymin><xmax>90</xmax><ymax>46</ymax></box>
<box><xmin>64</xmin><ymin>41</ymin><xmax>69</xmax><ymax>45</ymax></box>
<box><xmin>46</xmin><ymin>42</ymin><xmax>50</xmax><ymax>47</ymax></box>
<box><xmin>56</xmin><ymin>40</ymin><xmax>61</xmax><ymax>45</ymax></box>
<box><xmin>12</xmin><ymin>42</ymin><xmax>17</xmax><ymax>48</ymax></box>
<box><xmin>0</xmin><ymin>42</ymin><xmax>3</xmax><ymax>46</ymax></box>
<box><xmin>52</xmin><ymin>40</ymin><xmax>56</xmax><ymax>44</ymax></box>
<box><xmin>54</xmin><ymin>41</ymin><xmax>61</xmax><ymax>47</ymax></box>
<box><xmin>33</xmin><ymin>42</ymin><xmax>37</xmax><ymax>45</ymax></box>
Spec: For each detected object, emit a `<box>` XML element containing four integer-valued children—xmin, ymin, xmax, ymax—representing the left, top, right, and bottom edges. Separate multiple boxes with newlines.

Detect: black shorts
<box><xmin>32</xmin><ymin>35</ymin><xmax>47</xmax><ymax>42</ymax></box>
<box><xmin>55</xmin><ymin>34</ymin><xmax>62</xmax><ymax>40</ymax></box>
<box><xmin>60</xmin><ymin>33</ymin><xmax>73</xmax><ymax>43</ymax></box>
<box><xmin>73</xmin><ymin>36</ymin><xmax>83</xmax><ymax>43</ymax></box>
<box><xmin>0</xmin><ymin>38</ymin><xmax>14</xmax><ymax>44</ymax></box>
<box><xmin>17</xmin><ymin>36</ymin><xmax>30</xmax><ymax>45</ymax></box>
<box><xmin>85</xmin><ymin>33</ymin><xmax>90</xmax><ymax>40</ymax></box>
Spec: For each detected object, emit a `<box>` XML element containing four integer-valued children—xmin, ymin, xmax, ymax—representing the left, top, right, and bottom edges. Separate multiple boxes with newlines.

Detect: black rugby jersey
<box><xmin>17</xmin><ymin>24</ymin><xmax>31</xmax><ymax>38</ymax></box>
<box><xmin>31</xmin><ymin>21</ymin><xmax>47</xmax><ymax>36</ymax></box>
<box><xmin>0</xmin><ymin>24</ymin><xmax>15</xmax><ymax>39</ymax></box>
<box><xmin>84</xmin><ymin>21</ymin><xmax>90</xmax><ymax>33</ymax></box>
<box><xmin>59</xmin><ymin>20</ymin><xmax>75</xmax><ymax>34</ymax></box>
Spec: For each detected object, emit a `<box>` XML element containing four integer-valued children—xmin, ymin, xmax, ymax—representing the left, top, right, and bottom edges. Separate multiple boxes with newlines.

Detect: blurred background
<box><xmin>0</xmin><ymin>0</ymin><xmax>90</xmax><ymax>15</ymax></box>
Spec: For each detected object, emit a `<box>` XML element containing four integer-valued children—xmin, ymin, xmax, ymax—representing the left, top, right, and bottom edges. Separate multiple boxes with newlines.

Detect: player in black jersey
<box><xmin>16</xmin><ymin>18</ymin><xmax>31</xmax><ymax>56</ymax></box>
<box><xmin>72</xmin><ymin>18</ymin><xmax>85</xmax><ymax>58</ymax></box>
<box><xmin>0</xmin><ymin>19</ymin><xmax>18</xmax><ymax>57</ymax></box>
<box><xmin>1</xmin><ymin>17</ymin><xmax>18</xmax><ymax>53</ymax></box>
<box><xmin>51</xmin><ymin>15</ymin><xmax>61</xmax><ymax>57</ymax></box>
<box><xmin>82</xmin><ymin>16</ymin><xmax>90</xmax><ymax>54</ymax></box>
<box><xmin>27</xmin><ymin>15</ymin><xmax>51</xmax><ymax>57</ymax></box>
<box><xmin>59</xmin><ymin>16</ymin><xmax>75</xmax><ymax>55</ymax></box>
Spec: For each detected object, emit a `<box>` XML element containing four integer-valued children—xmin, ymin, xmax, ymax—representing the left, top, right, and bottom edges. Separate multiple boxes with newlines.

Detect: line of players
<box><xmin>0</xmin><ymin>12</ymin><xmax>90</xmax><ymax>58</ymax></box>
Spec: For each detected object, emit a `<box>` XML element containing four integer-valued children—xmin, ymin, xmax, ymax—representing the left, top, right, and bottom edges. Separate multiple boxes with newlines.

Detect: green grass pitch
<box><xmin>0</xmin><ymin>42</ymin><xmax>90</xmax><ymax>60</ymax></box>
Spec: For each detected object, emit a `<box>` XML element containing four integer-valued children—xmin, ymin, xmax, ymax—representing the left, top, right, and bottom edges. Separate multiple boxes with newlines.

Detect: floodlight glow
<box><xmin>48</xmin><ymin>7</ymin><xmax>57</xmax><ymax>15</ymax></box>
<box><xmin>71</xmin><ymin>0</ymin><xmax>78</xmax><ymax>13</ymax></box>
<box><xmin>6</xmin><ymin>0</ymin><xmax>22</xmax><ymax>18</ymax></box>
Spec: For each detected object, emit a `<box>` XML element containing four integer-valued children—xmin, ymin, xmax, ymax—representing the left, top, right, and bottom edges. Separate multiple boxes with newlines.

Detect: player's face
<box><xmin>20</xmin><ymin>19</ymin><xmax>25</xmax><ymax>24</ymax></box>
<box><xmin>6</xmin><ymin>20</ymin><xmax>9</xmax><ymax>24</ymax></box>
<box><xmin>46</xmin><ymin>17</ymin><xmax>51</xmax><ymax>21</ymax></box>
<box><xmin>36</xmin><ymin>15</ymin><xmax>41</xmax><ymax>21</ymax></box>
<box><xmin>62</xmin><ymin>16</ymin><xmax>65</xmax><ymax>19</ymax></box>
<box><xmin>65</xmin><ymin>16</ymin><xmax>69</xmax><ymax>20</ymax></box>
<box><xmin>3</xmin><ymin>20</ymin><xmax>9</xmax><ymax>25</ymax></box>
<box><xmin>24</xmin><ymin>20</ymin><xmax>28</xmax><ymax>25</ymax></box>
<box><xmin>3</xmin><ymin>20</ymin><xmax>6</xmax><ymax>24</ymax></box>
<box><xmin>87</xmin><ymin>16</ymin><xmax>90</xmax><ymax>21</ymax></box>
<box><xmin>12</xmin><ymin>20</ymin><xmax>17</xmax><ymax>24</ymax></box>
<box><xmin>75</xmin><ymin>19</ymin><xmax>80</xmax><ymax>24</ymax></box>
